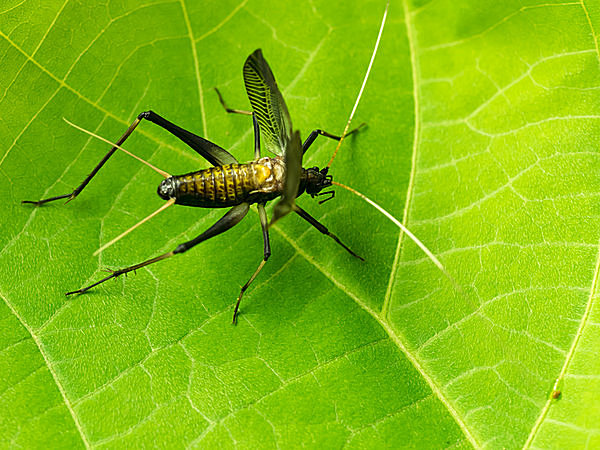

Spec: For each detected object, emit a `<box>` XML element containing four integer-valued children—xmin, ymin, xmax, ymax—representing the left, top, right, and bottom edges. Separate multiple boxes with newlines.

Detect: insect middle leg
<box><xmin>214</xmin><ymin>88</ymin><xmax>262</xmax><ymax>159</ymax></box>
<box><xmin>66</xmin><ymin>203</ymin><xmax>250</xmax><ymax>295</ymax></box>
<box><xmin>214</xmin><ymin>87</ymin><xmax>365</xmax><ymax>156</ymax></box>
<box><xmin>233</xmin><ymin>203</ymin><xmax>270</xmax><ymax>324</ymax></box>
<box><xmin>214</xmin><ymin>87</ymin><xmax>252</xmax><ymax>116</ymax></box>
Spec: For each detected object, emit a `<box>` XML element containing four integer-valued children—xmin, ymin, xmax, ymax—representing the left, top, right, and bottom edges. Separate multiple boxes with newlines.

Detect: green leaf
<box><xmin>1</xmin><ymin>0</ymin><xmax>599</xmax><ymax>448</ymax></box>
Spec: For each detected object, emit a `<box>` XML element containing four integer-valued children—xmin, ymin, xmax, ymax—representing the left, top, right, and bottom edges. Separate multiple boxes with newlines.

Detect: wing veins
<box><xmin>243</xmin><ymin>49</ymin><xmax>292</xmax><ymax>156</ymax></box>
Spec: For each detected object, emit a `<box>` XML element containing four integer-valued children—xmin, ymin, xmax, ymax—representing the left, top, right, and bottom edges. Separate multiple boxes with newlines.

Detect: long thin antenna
<box><xmin>93</xmin><ymin>198</ymin><xmax>176</xmax><ymax>256</ymax></box>
<box><xmin>326</xmin><ymin>0</ymin><xmax>389</xmax><ymax>169</ymax></box>
<box><xmin>333</xmin><ymin>181</ymin><xmax>459</xmax><ymax>288</ymax></box>
<box><xmin>63</xmin><ymin>118</ymin><xmax>171</xmax><ymax>178</ymax></box>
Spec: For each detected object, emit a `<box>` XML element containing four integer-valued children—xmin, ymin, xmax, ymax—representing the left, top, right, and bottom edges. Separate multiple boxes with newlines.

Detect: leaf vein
<box><xmin>422</xmin><ymin>3</ymin><xmax>581</xmax><ymax>52</ymax></box>
<box><xmin>194</xmin><ymin>0</ymin><xmax>249</xmax><ymax>43</ymax></box>
<box><xmin>180</xmin><ymin>0</ymin><xmax>208</xmax><ymax>138</ymax></box>
<box><xmin>270</xmin><ymin>220</ymin><xmax>481</xmax><ymax>448</ymax></box>
<box><xmin>0</xmin><ymin>289</ymin><xmax>90</xmax><ymax>448</ymax></box>
<box><xmin>523</xmin><ymin>236</ymin><xmax>600</xmax><ymax>448</ymax></box>
<box><xmin>580</xmin><ymin>0</ymin><xmax>600</xmax><ymax>64</ymax></box>
<box><xmin>188</xmin><ymin>337</ymin><xmax>388</xmax><ymax>447</ymax></box>
<box><xmin>381</xmin><ymin>0</ymin><xmax>421</xmax><ymax>321</ymax></box>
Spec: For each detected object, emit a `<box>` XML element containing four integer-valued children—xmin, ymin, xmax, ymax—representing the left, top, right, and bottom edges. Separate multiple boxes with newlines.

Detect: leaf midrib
<box><xmin>381</xmin><ymin>0</ymin><xmax>421</xmax><ymax>321</ymax></box>
<box><xmin>272</xmin><ymin>223</ymin><xmax>480</xmax><ymax>448</ymax></box>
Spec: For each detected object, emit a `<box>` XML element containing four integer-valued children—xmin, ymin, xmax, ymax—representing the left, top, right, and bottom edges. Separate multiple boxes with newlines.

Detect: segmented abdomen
<box><xmin>173</xmin><ymin>160</ymin><xmax>279</xmax><ymax>207</ymax></box>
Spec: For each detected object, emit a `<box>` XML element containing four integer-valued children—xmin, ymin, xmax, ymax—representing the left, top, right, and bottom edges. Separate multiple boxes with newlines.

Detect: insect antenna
<box><xmin>326</xmin><ymin>0</ymin><xmax>389</xmax><ymax>169</ymax></box>
<box><xmin>332</xmin><ymin>181</ymin><xmax>459</xmax><ymax>288</ymax></box>
<box><xmin>63</xmin><ymin>118</ymin><xmax>171</xmax><ymax>178</ymax></box>
<box><xmin>63</xmin><ymin>118</ymin><xmax>177</xmax><ymax>255</ymax></box>
<box><xmin>332</xmin><ymin>181</ymin><xmax>445</xmax><ymax>268</ymax></box>
<box><xmin>93</xmin><ymin>197</ymin><xmax>176</xmax><ymax>255</ymax></box>
<box><xmin>325</xmin><ymin>1</ymin><xmax>459</xmax><ymax>287</ymax></box>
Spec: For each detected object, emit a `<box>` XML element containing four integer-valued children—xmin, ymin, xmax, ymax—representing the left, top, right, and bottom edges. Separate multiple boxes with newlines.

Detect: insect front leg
<box><xmin>294</xmin><ymin>205</ymin><xmax>364</xmax><ymax>261</ymax></box>
<box><xmin>233</xmin><ymin>203</ymin><xmax>270</xmax><ymax>324</ymax></box>
<box><xmin>66</xmin><ymin>203</ymin><xmax>250</xmax><ymax>295</ymax></box>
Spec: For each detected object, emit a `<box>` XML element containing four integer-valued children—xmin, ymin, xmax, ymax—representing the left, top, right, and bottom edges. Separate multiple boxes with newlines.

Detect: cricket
<box><xmin>23</xmin><ymin>2</ymin><xmax>449</xmax><ymax>323</ymax></box>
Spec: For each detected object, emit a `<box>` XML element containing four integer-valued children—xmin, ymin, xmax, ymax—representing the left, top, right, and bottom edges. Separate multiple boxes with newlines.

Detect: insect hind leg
<box><xmin>66</xmin><ymin>203</ymin><xmax>250</xmax><ymax>296</ymax></box>
<box><xmin>65</xmin><ymin>251</ymin><xmax>174</xmax><ymax>295</ymax></box>
<box><xmin>138</xmin><ymin>110</ymin><xmax>237</xmax><ymax>166</ymax></box>
<box><xmin>22</xmin><ymin>117</ymin><xmax>144</xmax><ymax>206</ymax></box>
<box><xmin>23</xmin><ymin>107</ymin><xmax>239</xmax><ymax>206</ymax></box>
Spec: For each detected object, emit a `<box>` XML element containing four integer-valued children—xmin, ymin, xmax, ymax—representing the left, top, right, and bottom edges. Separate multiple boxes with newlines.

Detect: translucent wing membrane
<box><xmin>271</xmin><ymin>130</ymin><xmax>302</xmax><ymax>226</ymax></box>
<box><xmin>243</xmin><ymin>49</ymin><xmax>292</xmax><ymax>156</ymax></box>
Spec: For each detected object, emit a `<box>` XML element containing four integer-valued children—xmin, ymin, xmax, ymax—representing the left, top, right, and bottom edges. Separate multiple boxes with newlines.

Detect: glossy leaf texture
<box><xmin>1</xmin><ymin>0</ymin><xmax>599</xmax><ymax>448</ymax></box>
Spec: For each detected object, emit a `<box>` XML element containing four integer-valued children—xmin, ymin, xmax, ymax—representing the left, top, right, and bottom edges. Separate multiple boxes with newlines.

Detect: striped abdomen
<box><xmin>169</xmin><ymin>157</ymin><xmax>285</xmax><ymax>208</ymax></box>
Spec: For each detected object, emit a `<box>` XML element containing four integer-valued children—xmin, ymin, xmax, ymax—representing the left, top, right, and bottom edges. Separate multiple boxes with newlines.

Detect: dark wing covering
<box><xmin>270</xmin><ymin>130</ymin><xmax>302</xmax><ymax>226</ymax></box>
<box><xmin>243</xmin><ymin>49</ymin><xmax>292</xmax><ymax>156</ymax></box>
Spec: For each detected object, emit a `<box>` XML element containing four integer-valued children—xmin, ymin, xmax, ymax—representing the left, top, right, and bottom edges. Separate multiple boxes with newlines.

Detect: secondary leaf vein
<box><xmin>0</xmin><ymin>290</ymin><xmax>90</xmax><ymax>448</ymax></box>
<box><xmin>523</xmin><ymin>236</ymin><xmax>600</xmax><ymax>448</ymax></box>
<box><xmin>271</xmin><ymin>221</ymin><xmax>481</xmax><ymax>449</ymax></box>
<box><xmin>180</xmin><ymin>0</ymin><xmax>208</xmax><ymax>138</ymax></box>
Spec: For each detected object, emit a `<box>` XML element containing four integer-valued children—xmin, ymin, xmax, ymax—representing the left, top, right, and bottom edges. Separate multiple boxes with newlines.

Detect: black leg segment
<box><xmin>302</xmin><ymin>123</ymin><xmax>367</xmax><ymax>155</ymax></box>
<box><xmin>233</xmin><ymin>203</ymin><xmax>271</xmax><ymax>324</ymax></box>
<box><xmin>214</xmin><ymin>87</ymin><xmax>252</xmax><ymax>116</ymax></box>
<box><xmin>66</xmin><ymin>203</ymin><xmax>250</xmax><ymax>296</ymax></box>
<box><xmin>294</xmin><ymin>205</ymin><xmax>364</xmax><ymax>261</ymax></box>
<box><xmin>138</xmin><ymin>111</ymin><xmax>237</xmax><ymax>166</ymax></box>
<box><xmin>173</xmin><ymin>202</ymin><xmax>249</xmax><ymax>254</ymax></box>
<box><xmin>23</xmin><ymin>117</ymin><xmax>144</xmax><ymax>206</ymax></box>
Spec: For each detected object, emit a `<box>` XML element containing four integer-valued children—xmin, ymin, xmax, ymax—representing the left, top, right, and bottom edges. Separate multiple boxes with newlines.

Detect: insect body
<box><xmin>24</xmin><ymin>49</ymin><xmax>362</xmax><ymax>323</ymax></box>
<box><xmin>158</xmin><ymin>156</ymin><xmax>332</xmax><ymax>208</ymax></box>
<box><xmin>158</xmin><ymin>157</ymin><xmax>287</xmax><ymax>207</ymax></box>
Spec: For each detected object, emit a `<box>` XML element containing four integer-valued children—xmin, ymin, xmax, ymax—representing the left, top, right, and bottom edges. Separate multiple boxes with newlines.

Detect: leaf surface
<box><xmin>1</xmin><ymin>0</ymin><xmax>599</xmax><ymax>448</ymax></box>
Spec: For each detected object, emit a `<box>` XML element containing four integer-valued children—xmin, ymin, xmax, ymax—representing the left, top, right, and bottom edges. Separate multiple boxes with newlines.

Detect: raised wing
<box><xmin>243</xmin><ymin>49</ymin><xmax>292</xmax><ymax>156</ymax></box>
<box><xmin>270</xmin><ymin>130</ymin><xmax>302</xmax><ymax>226</ymax></box>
